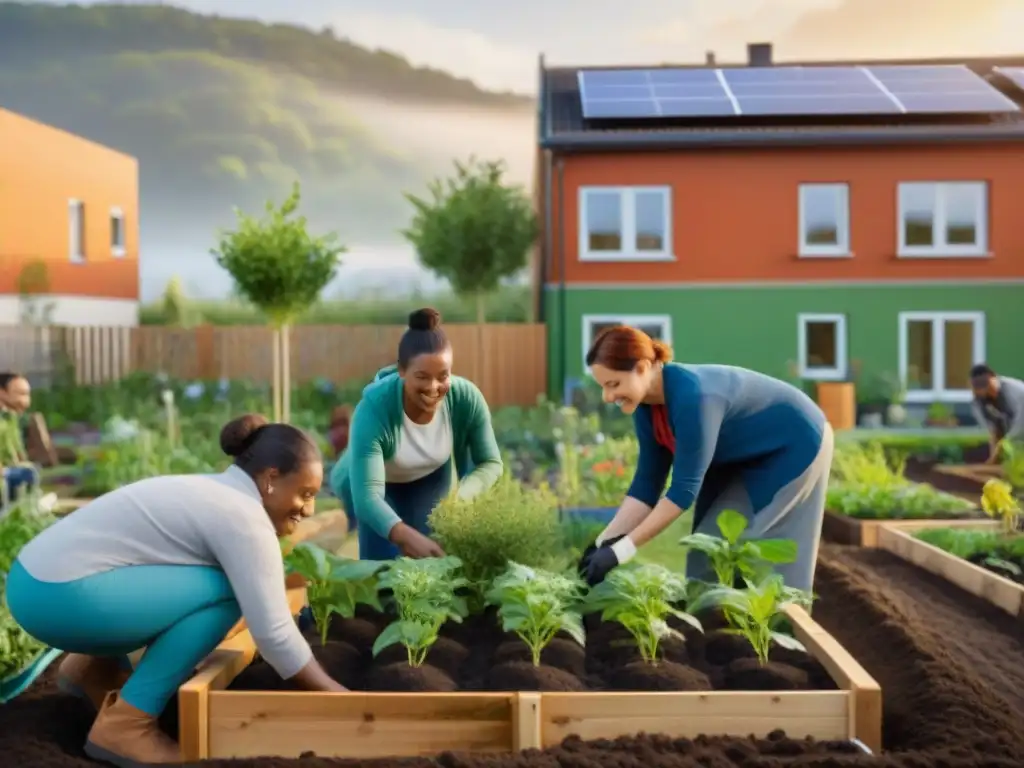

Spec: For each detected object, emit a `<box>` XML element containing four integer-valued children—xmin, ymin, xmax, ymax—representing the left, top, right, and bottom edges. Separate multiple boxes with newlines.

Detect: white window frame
<box><xmin>578</xmin><ymin>186</ymin><xmax>673</xmax><ymax>262</ymax></box>
<box><xmin>110</xmin><ymin>206</ymin><xmax>126</xmax><ymax>257</ymax></box>
<box><xmin>898</xmin><ymin>311</ymin><xmax>986</xmax><ymax>403</ymax></box>
<box><xmin>68</xmin><ymin>198</ymin><xmax>85</xmax><ymax>263</ymax></box>
<box><xmin>797</xmin><ymin>313</ymin><xmax>848</xmax><ymax>380</ymax></box>
<box><xmin>897</xmin><ymin>182</ymin><xmax>989</xmax><ymax>258</ymax></box>
<box><xmin>581</xmin><ymin>314</ymin><xmax>673</xmax><ymax>371</ymax></box>
<box><xmin>797</xmin><ymin>183</ymin><xmax>851</xmax><ymax>257</ymax></box>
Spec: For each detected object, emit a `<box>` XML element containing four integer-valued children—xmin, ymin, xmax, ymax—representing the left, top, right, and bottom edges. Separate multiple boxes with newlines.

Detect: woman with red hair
<box><xmin>578</xmin><ymin>326</ymin><xmax>833</xmax><ymax>592</ymax></box>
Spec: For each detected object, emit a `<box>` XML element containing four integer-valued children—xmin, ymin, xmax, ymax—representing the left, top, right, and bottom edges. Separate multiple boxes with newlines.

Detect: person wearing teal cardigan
<box><xmin>330</xmin><ymin>308</ymin><xmax>503</xmax><ymax>560</ymax></box>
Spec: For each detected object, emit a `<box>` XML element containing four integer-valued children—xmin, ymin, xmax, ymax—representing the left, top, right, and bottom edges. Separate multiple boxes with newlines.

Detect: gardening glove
<box><xmin>585</xmin><ymin>536</ymin><xmax>637</xmax><ymax>586</ymax></box>
<box><xmin>577</xmin><ymin>534</ymin><xmax>625</xmax><ymax>577</ymax></box>
<box><xmin>298</xmin><ymin>606</ymin><xmax>314</xmax><ymax>633</ymax></box>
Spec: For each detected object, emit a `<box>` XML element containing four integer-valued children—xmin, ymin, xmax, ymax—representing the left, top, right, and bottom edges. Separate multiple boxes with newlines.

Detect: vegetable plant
<box><xmin>981</xmin><ymin>478</ymin><xmax>1021</xmax><ymax>534</ymax></box>
<box><xmin>678</xmin><ymin>509</ymin><xmax>797</xmax><ymax>587</ymax></box>
<box><xmin>998</xmin><ymin>440</ymin><xmax>1024</xmax><ymax>489</ymax></box>
<box><xmin>372</xmin><ymin>556</ymin><xmax>468</xmax><ymax>667</ymax></box>
<box><xmin>584</xmin><ymin>563</ymin><xmax>702</xmax><ymax>665</ymax></box>
<box><xmin>284</xmin><ymin>542</ymin><xmax>387</xmax><ymax>645</ymax></box>
<box><xmin>689</xmin><ymin>574</ymin><xmax>813</xmax><ymax>665</ymax></box>
<box><xmin>485</xmin><ymin>563</ymin><xmax>586</xmax><ymax>666</ymax></box>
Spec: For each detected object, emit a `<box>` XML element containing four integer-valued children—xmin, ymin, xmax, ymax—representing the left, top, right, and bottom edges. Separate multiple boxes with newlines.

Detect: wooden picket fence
<box><xmin>0</xmin><ymin>323</ymin><xmax>548</xmax><ymax>407</ymax></box>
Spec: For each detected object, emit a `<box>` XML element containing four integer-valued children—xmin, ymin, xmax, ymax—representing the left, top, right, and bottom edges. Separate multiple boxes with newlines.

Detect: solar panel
<box><xmin>577</xmin><ymin>64</ymin><xmax>1020</xmax><ymax>120</ymax></box>
<box><xmin>994</xmin><ymin>66</ymin><xmax>1024</xmax><ymax>92</ymax></box>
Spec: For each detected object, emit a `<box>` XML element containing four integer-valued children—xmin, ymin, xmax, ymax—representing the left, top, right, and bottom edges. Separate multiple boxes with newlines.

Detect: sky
<box><xmin>27</xmin><ymin>0</ymin><xmax>1024</xmax><ymax>94</ymax></box>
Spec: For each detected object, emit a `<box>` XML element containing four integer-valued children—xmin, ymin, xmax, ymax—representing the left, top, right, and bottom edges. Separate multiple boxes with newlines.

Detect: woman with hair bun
<box><xmin>330</xmin><ymin>307</ymin><xmax>503</xmax><ymax>561</ymax></box>
<box><xmin>4</xmin><ymin>414</ymin><xmax>348</xmax><ymax>765</ymax></box>
<box><xmin>579</xmin><ymin>326</ymin><xmax>833</xmax><ymax>592</ymax></box>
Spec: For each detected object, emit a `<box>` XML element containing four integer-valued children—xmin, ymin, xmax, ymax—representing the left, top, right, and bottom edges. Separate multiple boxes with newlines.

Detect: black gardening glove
<box><xmin>577</xmin><ymin>534</ymin><xmax>625</xmax><ymax>578</ymax></box>
<box><xmin>585</xmin><ymin>544</ymin><xmax>624</xmax><ymax>587</ymax></box>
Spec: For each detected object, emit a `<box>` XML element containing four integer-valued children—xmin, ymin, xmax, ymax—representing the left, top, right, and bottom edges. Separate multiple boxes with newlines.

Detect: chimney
<box><xmin>747</xmin><ymin>42</ymin><xmax>773</xmax><ymax>67</ymax></box>
<box><xmin>705</xmin><ymin>50</ymin><xmax>716</xmax><ymax>66</ymax></box>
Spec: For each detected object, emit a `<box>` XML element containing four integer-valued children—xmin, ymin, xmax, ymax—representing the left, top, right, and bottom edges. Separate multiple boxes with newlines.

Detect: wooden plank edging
<box><xmin>178</xmin><ymin>599</ymin><xmax>881</xmax><ymax>759</ymax></box>
<box><xmin>876</xmin><ymin>521</ymin><xmax>1023</xmax><ymax>620</ymax></box>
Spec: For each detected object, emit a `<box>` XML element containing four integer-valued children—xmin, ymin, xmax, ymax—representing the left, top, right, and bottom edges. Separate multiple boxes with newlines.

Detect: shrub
<box><xmin>430</xmin><ymin>475</ymin><xmax>564</xmax><ymax>606</ymax></box>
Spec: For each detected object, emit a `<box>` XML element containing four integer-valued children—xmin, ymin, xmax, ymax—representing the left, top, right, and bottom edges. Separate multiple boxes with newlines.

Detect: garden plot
<box><xmin>823</xmin><ymin>443</ymin><xmax>981</xmax><ymax>547</ymax></box>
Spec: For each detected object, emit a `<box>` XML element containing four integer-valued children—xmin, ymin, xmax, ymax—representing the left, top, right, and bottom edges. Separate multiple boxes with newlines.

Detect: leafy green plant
<box><xmin>689</xmin><ymin>575</ymin><xmax>813</xmax><ymax>665</ymax></box>
<box><xmin>998</xmin><ymin>440</ymin><xmax>1024</xmax><ymax>490</ymax></box>
<box><xmin>372</xmin><ymin>556</ymin><xmax>468</xmax><ymax>667</ymax></box>
<box><xmin>485</xmin><ymin>563</ymin><xmax>586</xmax><ymax>666</ymax></box>
<box><xmin>914</xmin><ymin>527</ymin><xmax>1024</xmax><ymax>581</ymax></box>
<box><xmin>0</xmin><ymin>603</ymin><xmax>47</xmax><ymax>679</ymax></box>
<box><xmin>678</xmin><ymin>509</ymin><xmax>797</xmax><ymax>587</ymax></box>
<box><xmin>430</xmin><ymin>476</ymin><xmax>565</xmax><ymax>608</ymax></box>
<box><xmin>284</xmin><ymin>543</ymin><xmax>387</xmax><ymax>645</ymax></box>
<box><xmin>584</xmin><ymin>563</ymin><xmax>702</xmax><ymax>665</ymax></box>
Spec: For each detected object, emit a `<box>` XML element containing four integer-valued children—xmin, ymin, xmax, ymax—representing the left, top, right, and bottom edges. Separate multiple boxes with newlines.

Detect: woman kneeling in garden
<box><xmin>330</xmin><ymin>307</ymin><xmax>503</xmax><ymax>560</ymax></box>
<box><xmin>5</xmin><ymin>414</ymin><xmax>348</xmax><ymax>765</ymax></box>
<box><xmin>579</xmin><ymin>325</ymin><xmax>833</xmax><ymax>591</ymax></box>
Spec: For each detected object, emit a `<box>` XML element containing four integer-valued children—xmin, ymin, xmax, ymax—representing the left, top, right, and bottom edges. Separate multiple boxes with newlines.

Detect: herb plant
<box><xmin>485</xmin><ymin>563</ymin><xmax>586</xmax><ymax>666</ymax></box>
<box><xmin>429</xmin><ymin>476</ymin><xmax>565</xmax><ymax>609</ymax></box>
<box><xmin>584</xmin><ymin>563</ymin><xmax>702</xmax><ymax>665</ymax></box>
<box><xmin>678</xmin><ymin>509</ymin><xmax>797</xmax><ymax>587</ymax></box>
<box><xmin>284</xmin><ymin>542</ymin><xmax>387</xmax><ymax>645</ymax></box>
<box><xmin>689</xmin><ymin>574</ymin><xmax>813</xmax><ymax>665</ymax></box>
<box><xmin>372</xmin><ymin>556</ymin><xmax>468</xmax><ymax>667</ymax></box>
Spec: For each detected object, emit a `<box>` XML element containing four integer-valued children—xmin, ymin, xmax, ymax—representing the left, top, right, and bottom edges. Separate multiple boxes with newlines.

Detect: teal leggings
<box><xmin>5</xmin><ymin>560</ymin><xmax>241</xmax><ymax>716</ymax></box>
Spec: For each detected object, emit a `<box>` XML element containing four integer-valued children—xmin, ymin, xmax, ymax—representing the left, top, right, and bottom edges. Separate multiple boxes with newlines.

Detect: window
<box><xmin>897</xmin><ymin>182</ymin><xmax>988</xmax><ymax>257</ymax></box>
<box><xmin>68</xmin><ymin>199</ymin><xmax>85</xmax><ymax>262</ymax></box>
<box><xmin>898</xmin><ymin>312</ymin><xmax>985</xmax><ymax>402</ymax></box>
<box><xmin>579</xmin><ymin>186</ymin><xmax>672</xmax><ymax>261</ymax></box>
<box><xmin>581</xmin><ymin>314</ymin><xmax>672</xmax><ymax>368</ymax></box>
<box><xmin>798</xmin><ymin>184</ymin><xmax>850</xmax><ymax>256</ymax></box>
<box><xmin>797</xmin><ymin>313</ymin><xmax>847</xmax><ymax>380</ymax></box>
<box><xmin>110</xmin><ymin>207</ymin><xmax>126</xmax><ymax>257</ymax></box>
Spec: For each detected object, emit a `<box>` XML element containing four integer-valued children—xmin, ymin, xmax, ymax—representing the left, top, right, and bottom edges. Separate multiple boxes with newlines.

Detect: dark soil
<box><xmin>230</xmin><ymin>607</ymin><xmax>828</xmax><ymax>694</ymax></box>
<box><xmin>3</xmin><ymin>542</ymin><xmax>1024</xmax><ymax>766</ymax></box>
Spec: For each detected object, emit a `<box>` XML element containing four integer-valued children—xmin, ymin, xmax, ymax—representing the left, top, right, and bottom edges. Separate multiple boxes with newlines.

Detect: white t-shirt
<box><xmin>384</xmin><ymin>401</ymin><xmax>453</xmax><ymax>483</ymax></box>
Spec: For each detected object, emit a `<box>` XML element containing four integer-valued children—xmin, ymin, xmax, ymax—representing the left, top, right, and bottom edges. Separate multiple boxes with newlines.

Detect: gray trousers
<box><xmin>685</xmin><ymin>423</ymin><xmax>834</xmax><ymax>592</ymax></box>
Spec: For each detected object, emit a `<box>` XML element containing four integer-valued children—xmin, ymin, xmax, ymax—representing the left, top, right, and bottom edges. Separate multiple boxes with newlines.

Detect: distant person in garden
<box><xmin>329</xmin><ymin>307</ymin><xmax>503</xmax><ymax>560</ymax></box>
<box><xmin>969</xmin><ymin>363</ymin><xmax>1024</xmax><ymax>463</ymax></box>
<box><xmin>5</xmin><ymin>413</ymin><xmax>349</xmax><ymax>765</ymax></box>
<box><xmin>578</xmin><ymin>326</ymin><xmax>833</xmax><ymax>592</ymax></box>
<box><xmin>0</xmin><ymin>371</ymin><xmax>40</xmax><ymax>501</ymax></box>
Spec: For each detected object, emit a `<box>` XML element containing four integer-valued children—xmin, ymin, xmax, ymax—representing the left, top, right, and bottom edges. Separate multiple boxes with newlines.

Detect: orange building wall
<box><xmin>0</xmin><ymin>108</ymin><xmax>139</xmax><ymax>299</ymax></box>
<box><xmin>548</xmin><ymin>142</ymin><xmax>1024</xmax><ymax>284</ymax></box>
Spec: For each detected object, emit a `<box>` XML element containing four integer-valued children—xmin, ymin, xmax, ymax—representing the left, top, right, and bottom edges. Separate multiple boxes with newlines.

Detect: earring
<box><xmin>267</xmin><ymin>485</ymin><xmax>274</xmax><ymax>495</ymax></box>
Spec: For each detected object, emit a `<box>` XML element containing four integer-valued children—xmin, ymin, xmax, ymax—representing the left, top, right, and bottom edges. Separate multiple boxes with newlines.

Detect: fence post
<box><xmin>195</xmin><ymin>324</ymin><xmax>216</xmax><ymax>380</ymax></box>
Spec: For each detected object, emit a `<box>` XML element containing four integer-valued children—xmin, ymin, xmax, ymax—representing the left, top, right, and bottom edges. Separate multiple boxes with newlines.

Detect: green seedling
<box><xmin>678</xmin><ymin>509</ymin><xmax>797</xmax><ymax>587</ymax></box>
<box><xmin>584</xmin><ymin>563</ymin><xmax>702</xmax><ymax>665</ymax></box>
<box><xmin>372</xmin><ymin>556</ymin><xmax>468</xmax><ymax>667</ymax></box>
<box><xmin>284</xmin><ymin>542</ymin><xmax>387</xmax><ymax>645</ymax></box>
<box><xmin>689</xmin><ymin>574</ymin><xmax>813</xmax><ymax>666</ymax></box>
<box><xmin>485</xmin><ymin>563</ymin><xmax>586</xmax><ymax>666</ymax></box>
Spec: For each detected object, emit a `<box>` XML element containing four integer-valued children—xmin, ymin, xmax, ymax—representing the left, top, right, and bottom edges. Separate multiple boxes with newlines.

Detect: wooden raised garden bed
<box><xmin>177</xmin><ymin>602</ymin><xmax>882</xmax><ymax>761</ymax></box>
<box><xmin>823</xmin><ymin>512</ymin><xmax>986</xmax><ymax>548</ymax></box>
<box><xmin>875</xmin><ymin>520</ymin><xmax>1022</xmax><ymax>622</ymax></box>
<box><xmin>927</xmin><ymin>463</ymin><xmax>1002</xmax><ymax>497</ymax></box>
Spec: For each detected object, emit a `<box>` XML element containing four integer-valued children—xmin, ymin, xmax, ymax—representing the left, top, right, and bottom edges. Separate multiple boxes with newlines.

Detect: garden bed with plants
<box><xmin>823</xmin><ymin>443</ymin><xmax>981</xmax><ymax>546</ymax></box>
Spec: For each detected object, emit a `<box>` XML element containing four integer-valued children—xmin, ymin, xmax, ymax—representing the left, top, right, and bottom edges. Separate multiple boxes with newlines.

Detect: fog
<box><xmin>140</xmin><ymin>95</ymin><xmax>535</xmax><ymax>302</ymax></box>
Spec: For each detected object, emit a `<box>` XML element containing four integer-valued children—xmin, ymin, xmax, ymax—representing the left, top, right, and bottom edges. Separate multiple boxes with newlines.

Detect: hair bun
<box><xmin>220</xmin><ymin>413</ymin><xmax>270</xmax><ymax>457</ymax></box>
<box><xmin>408</xmin><ymin>307</ymin><xmax>442</xmax><ymax>332</ymax></box>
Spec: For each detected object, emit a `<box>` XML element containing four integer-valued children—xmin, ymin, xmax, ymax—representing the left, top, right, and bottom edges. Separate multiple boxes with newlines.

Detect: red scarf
<box><xmin>651</xmin><ymin>404</ymin><xmax>676</xmax><ymax>454</ymax></box>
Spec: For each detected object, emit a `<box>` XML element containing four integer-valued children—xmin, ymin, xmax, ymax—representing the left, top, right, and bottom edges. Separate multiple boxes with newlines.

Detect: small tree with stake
<box><xmin>212</xmin><ymin>182</ymin><xmax>344</xmax><ymax>422</ymax></box>
<box><xmin>402</xmin><ymin>157</ymin><xmax>537</xmax><ymax>379</ymax></box>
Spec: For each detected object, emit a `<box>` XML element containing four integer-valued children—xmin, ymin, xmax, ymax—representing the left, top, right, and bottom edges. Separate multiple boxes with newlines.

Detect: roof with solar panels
<box><xmin>538</xmin><ymin>43</ymin><xmax>1024</xmax><ymax>150</ymax></box>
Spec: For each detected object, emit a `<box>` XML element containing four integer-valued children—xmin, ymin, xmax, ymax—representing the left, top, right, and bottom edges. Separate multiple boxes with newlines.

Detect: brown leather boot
<box><xmin>56</xmin><ymin>654</ymin><xmax>131</xmax><ymax>712</ymax></box>
<box><xmin>84</xmin><ymin>691</ymin><xmax>181</xmax><ymax>766</ymax></box>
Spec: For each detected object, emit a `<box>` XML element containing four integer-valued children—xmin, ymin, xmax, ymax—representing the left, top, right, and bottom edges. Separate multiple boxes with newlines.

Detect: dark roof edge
<box><xmin>541</xmin><ymin>124</ymin><xmax>1024</xmax><ymax>151</ymax></box>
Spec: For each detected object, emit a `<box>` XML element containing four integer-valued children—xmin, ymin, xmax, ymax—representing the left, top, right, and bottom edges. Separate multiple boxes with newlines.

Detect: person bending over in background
<box><xmin>5</xmin><ymin>413</ymin><xmax>347</xmax><ymax>766</ymax></box>
<box><xmin>330</xmin><ymin>308</ymin><xmax>503</xmax><ymax>560</ymax></box>
<box><xmin>0</xmin><ymin>372</ymin><xmax>40</xmax><ymax>502</ymax></box>
<box><xmin>970</xmin><ymin>363</ymin><xmax>1024</xmax><ymax>463</ymax></box>
<box><xmin>578</xmin><ymin>326</ymin><xmax>833</xmax><ymax>592</ymax></box>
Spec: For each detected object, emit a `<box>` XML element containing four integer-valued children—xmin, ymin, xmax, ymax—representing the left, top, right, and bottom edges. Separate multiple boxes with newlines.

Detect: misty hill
<box><xmin>0</xmin><ymin>2</ymin><xmax>535</xmax><ymax>261</ymax></box>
